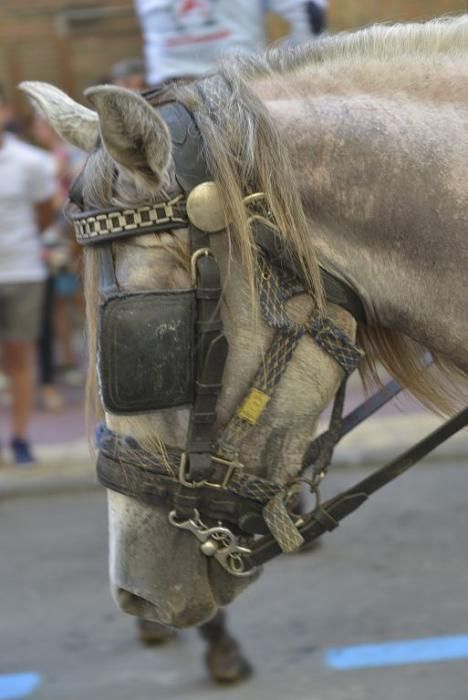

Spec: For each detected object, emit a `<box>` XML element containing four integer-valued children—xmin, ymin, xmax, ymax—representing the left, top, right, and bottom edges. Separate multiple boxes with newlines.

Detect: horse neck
<box><xmin>257</xmin><ymin>82</ymin><xmax>468</xmax><ymax>373</ymax></box>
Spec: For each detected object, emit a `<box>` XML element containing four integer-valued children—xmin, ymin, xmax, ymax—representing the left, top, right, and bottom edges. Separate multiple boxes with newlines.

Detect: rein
<box><xmin>72</xmin><ymin>95</ymin><xmax>468</xmax><ymax>577</ymax></box>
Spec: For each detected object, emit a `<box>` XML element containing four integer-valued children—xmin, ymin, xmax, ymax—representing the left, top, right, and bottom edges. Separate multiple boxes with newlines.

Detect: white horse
<box><xmin>21</xmin><ymin>13</ymin><xmax>468</xmax><ymax>670</ymax></box>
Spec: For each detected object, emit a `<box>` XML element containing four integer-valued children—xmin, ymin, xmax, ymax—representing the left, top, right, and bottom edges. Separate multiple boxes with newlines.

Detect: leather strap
<box><xmin>253</xmin><ymin>221</ymin><xmax>366</xmax><ymax>323</ymax></box>
<box><xmin>184</xmin><ymin>236</ymin><xmax>228</xmax><ymax>484</ymax></box>
<box><xmin>247</xmin><ymin>404</ymin><xmax>468</xmax><ymax>568</ymax></box>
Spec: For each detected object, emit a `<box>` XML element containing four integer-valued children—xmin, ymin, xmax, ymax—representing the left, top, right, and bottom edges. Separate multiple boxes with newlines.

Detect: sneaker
<box><xmin>10</xmin><ymin>437</ymin><xmax>36</xmax><ymax>466</ymax></box>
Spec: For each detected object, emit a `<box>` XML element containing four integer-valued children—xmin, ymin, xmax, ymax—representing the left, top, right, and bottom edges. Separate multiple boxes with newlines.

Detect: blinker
<box><xmin>98</xmin><ymin>289</ymin><xmax>196</xmax><ymax>414</ymax></box>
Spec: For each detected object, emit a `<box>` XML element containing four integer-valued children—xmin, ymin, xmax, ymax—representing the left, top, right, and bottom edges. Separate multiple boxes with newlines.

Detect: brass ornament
<box><xmin>186</xmin><ymin>181</ymin><xmax>227</xmax><ymax>233</ymax></box>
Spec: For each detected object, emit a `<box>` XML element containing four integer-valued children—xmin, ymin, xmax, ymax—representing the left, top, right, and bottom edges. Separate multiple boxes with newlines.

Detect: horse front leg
<box><xmin>198</xmin><ymin>609</ymin><xmax>252</xmax><ymax>683</ymax></box>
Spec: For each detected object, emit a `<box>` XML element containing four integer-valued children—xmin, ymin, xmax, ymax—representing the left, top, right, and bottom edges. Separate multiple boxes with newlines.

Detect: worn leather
<box><xmin>98</xmin><ymin>290</ymin><xmax>196</xmax><ymax>414</ymax></box>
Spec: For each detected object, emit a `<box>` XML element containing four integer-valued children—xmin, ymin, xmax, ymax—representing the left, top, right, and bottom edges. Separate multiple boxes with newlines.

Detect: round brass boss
<box><xmin>186</xmin><ymin>181</ymin><xmax>227</xmax><ymax>233</ymax></box>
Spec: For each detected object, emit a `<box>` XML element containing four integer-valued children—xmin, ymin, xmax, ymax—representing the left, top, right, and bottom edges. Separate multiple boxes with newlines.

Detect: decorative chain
<box><xmin>73</xmin><ymin>195</ymin><xmax>187</xmax><ymax>245</ymax></box>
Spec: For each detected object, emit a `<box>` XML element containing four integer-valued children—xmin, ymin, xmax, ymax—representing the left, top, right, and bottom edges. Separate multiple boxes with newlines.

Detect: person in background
<box><xmin>110</xmin><ymin>58</ymin><xmax>147</xmax><ymax>91</ymax></box>
<box><xmin>134</xmin><ymin>0</ymin><xmax>327</xmax><ymax>87</ymax></box>
<box><xmin>31</xmin><ymin>113</ymin><xmax>86</xmax><ymax>411</ymax></box>
<box><xmin>0</xmin><ymin>84</ymin><xmax>56</xmax><ymax>464</ymax></box>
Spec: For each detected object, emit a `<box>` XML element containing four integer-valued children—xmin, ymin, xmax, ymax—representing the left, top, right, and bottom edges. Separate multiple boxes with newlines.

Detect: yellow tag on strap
<box><xmin>237</xmin><ymin>389</ymin><xmax>270</xmax><ymax>425</ymax></box>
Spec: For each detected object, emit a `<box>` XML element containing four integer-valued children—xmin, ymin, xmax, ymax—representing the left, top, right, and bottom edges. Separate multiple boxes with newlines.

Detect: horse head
<box><xmin>20</xmin><ymin>81</ymin><xmax>358</xmax><ymax>628</ymax></box>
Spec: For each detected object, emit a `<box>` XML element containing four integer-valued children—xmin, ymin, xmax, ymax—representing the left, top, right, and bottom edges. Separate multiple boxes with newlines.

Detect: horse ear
<box><xmin>19</xmin><ymin>81</ymin><xmax>99</xmax><ymax>153</ymax></box>
<box><xmin>84</xmin><ymin>85</ymin><xmax>171</xmax><ymax>187</ymax></box>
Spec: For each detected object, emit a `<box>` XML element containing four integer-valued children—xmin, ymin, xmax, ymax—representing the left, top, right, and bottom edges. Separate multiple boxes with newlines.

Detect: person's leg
<box><xmin>2</xmin><ymin>281</ymin><xmax>45</xmax><ymax>463</ymax></box>
<box><xmin>4</xmin><ymin>339</ymin><xmax>35</xmax><ymax>439</ymax></box>
<box><xmin>38</xmin><ymin>275</ymin><xmax>63</xmax><ymax>411</ymax></box>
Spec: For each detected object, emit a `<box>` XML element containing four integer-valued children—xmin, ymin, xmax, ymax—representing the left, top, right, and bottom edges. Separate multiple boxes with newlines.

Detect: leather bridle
<box><xmin>71</xmin><ymin>93</ymin><xmax>468</xmax><ymax>577</ymax></box>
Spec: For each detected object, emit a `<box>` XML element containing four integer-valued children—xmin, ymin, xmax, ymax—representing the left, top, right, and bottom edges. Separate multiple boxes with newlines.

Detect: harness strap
<box><xmin>219</xmin><ymin>253</ymin><xmax>362</xmax><ymax>465</ymax></box>
<box><xmin>96</xmin><ymin>425</ymin><xmax>282</xmax><ymax>530</ymax></box>
<box><xmin>302</xmin><ymin>353</ymin><xmax>433</xmax><ymax>470</ymax></box>
<box><xmin>180</xmin><ymin>223</ymin><xmax>228</xmax><ymax>493</ymax></box>
<box><xmin>247</xmin><ymin>404</ymin><xmax>468</xmax><ymax>568</ymax></box>
<box><xmin>252</xmin><ymin>221</ymin><xmax>367</xmax><ymax>324</ymax></box>
<box><xmin>262</xmin><ymin>379</ymin><xmax>347</xmax><ymax>553</ymax></box>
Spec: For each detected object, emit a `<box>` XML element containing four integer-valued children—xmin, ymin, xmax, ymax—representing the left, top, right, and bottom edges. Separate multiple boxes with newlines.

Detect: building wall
<box><xmin>0</xmin><ymin>0</ymin><xmax>141</xmax><ymax>109</ymax></box>
<box><xmin>329</xmin><ymin>0</ymin><xmax>467</xmax><ymax>30</ymax></box>
<box><xmin>1</xmin><ymin>0</ymin><xmax>467</xmax><ymax>110</ymax></box>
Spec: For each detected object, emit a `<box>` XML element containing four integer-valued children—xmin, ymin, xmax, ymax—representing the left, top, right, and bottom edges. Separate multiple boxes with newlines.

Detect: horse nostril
<box><xmin>115</xmin><ymin>588</ymin><xmax>171</xmax><ymax>624</ymax></box>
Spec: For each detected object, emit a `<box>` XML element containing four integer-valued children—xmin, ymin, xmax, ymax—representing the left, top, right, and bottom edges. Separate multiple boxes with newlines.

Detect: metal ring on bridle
<box><xmin>287</xmin><ymin>475</ymin><xmax>323</xmax><ymax>509</ymax></box>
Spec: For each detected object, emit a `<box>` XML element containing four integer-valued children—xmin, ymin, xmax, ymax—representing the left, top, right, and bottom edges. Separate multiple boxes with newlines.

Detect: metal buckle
<box><xmin>190</xmin><ymin>248</ymin><xmax>213</xmax><ymax>286</ymax></box>
<box><xmin>178</xmin><ymin>452</ymin><xmax>241</xmax><ymax>490</ymax></box>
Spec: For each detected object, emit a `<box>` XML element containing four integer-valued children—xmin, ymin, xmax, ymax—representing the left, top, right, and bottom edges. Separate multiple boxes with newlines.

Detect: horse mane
<box><xmin>228</xmin><ymin>14</ymin><xmax>468</xmax><ymax>79</ymax></box>
<box><xmin>174</xmin><ymin>18</ymin><xmax>468</xmax><ymax>415</ymax></box>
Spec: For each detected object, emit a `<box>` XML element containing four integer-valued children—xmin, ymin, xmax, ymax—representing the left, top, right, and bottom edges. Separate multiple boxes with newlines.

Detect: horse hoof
<box><xmin>205</xmin><ymin>637</ymin><xmax>253</xmax><ymax>684</ymax></box>
<box><xmin>136</xmin><ymin>618</ymin><xmax>177</xmax><ymax>646</ymax></box>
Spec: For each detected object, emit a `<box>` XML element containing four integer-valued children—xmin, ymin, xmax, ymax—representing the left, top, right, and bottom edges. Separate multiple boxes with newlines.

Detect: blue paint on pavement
<box><xmin>0</xmin><ymin>674</ymin><xmax>41</xmax><ymax>699</ymax></box>
<box><xmin>325</xmin><ymin>634</ymin><xmax>468</xmax><ymax>670</ymax></box>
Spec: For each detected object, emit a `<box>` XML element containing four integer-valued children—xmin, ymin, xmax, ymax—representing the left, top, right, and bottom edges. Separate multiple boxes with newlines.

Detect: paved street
<box><xmin>2</xmin><ymin>461</ymin><xmax>468</xmax><ymax>700</ymax></box>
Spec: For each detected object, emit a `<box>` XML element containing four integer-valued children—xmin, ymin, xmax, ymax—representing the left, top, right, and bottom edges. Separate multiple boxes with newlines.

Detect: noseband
<box><xmin>71</xmin><ymin>93</ymin><xmax>468</xmax><ymax>577</ymax></box>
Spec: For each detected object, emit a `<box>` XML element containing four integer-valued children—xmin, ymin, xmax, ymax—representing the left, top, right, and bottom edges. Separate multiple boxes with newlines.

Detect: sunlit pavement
<box><xmin>1</xmin><ymin>460</ymin><xmax>468</xmax><ymax>700</ymax></box>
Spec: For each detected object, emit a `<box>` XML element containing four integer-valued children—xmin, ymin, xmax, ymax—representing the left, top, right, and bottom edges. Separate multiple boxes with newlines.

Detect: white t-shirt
<box><xmin>0</xmin><ymin>134</ymin><xmax>56</xmax><ymax>283</ymax></box>
<box><xmin>135</xmin><ymin>0</ymin><xmax>327</xmax><ymax>85</ymax></box>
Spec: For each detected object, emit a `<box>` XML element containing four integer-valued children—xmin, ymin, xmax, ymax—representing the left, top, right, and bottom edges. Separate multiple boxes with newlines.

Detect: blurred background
<box><xmin>1</xmin><ymin>0</ymin><xmax>468</xmax><ymax>108</ymax></box>
<box><xmin>1</xmin><ymin>2</ymin><xmax>468</xmax><ymax>700</ymax></box>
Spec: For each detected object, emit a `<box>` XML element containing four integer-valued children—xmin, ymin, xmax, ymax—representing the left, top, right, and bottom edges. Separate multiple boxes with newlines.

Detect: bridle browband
<box><xmin>72</xmin><ymin>94</ymin><xmax>468</xmax><ymax>577</ymax></box>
